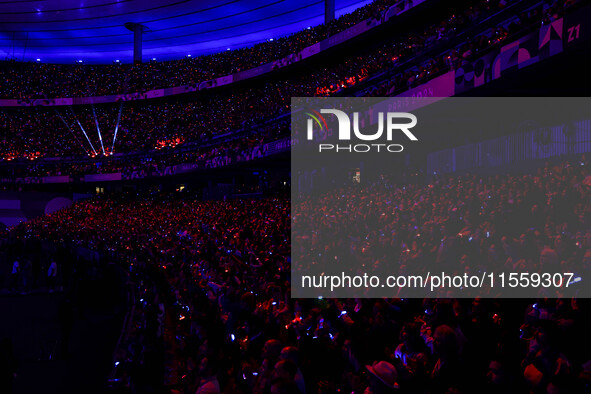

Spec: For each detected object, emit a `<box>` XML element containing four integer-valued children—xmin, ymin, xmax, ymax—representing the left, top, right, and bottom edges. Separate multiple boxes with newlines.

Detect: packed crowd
<box><xmin>2</xmin><ymin>156</ymin><xmax>590</xmax><ymax>393</ymax></box>
<box><xmin>293</xmin><ymin>159</ymin><xmax>591</xmax><ymax>297</ymax></box>
<box><xmin>1</xmin><ymin>0</ymin><xmax>579</xmax><ymax>170</ymax></box>
<box><xmin>4</xmin><ymin>0</ymin><xmax>578</xmax><ymax>103</ymax></box>
<box><xmin>317</xmin><ymin>0</ymin><xmax>576</xmax><ymax>97</ymax></box>
<box><xmin>0</xmin><ymin>0</ymin><xmax>396</xmax><ymax>99</ymax></box>
<box><xmin>0</xmin><ymin>116</ymin><xmax>287</xmax><ymax>180</ymax></box>
<box><xmin>0</xmin><ymin>94</ymin><xmax>289</xmax><ymax>160</ymax></box>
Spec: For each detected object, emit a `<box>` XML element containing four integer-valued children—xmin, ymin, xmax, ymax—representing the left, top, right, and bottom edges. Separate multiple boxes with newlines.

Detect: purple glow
<box><xmin>0</xmin><ymin>0</ymin><xmax>372</xmax><ymax>64</ymax></box>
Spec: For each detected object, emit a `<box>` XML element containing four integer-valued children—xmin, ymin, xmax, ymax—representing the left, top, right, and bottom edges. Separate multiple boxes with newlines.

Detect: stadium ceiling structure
<box><xmin>0</xmin><ymin>0</ymin><xmax>370</xmax><ymax>64</ymax></box>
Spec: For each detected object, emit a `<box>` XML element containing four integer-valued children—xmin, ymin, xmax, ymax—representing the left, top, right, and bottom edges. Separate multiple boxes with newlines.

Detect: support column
<box><xmin>125</xmin><ymin>22</ymin><xmax>145</xmax><ymax>64</ymax></box>
<box><xmin>133</xmin><ymin>24</ymin><xmax>143</xmax><ymax>64</ymax></box>
<box><xmin>325</xmin><ymin>0</ymin><xmax>335</xmax><ymax>24</ymax></box>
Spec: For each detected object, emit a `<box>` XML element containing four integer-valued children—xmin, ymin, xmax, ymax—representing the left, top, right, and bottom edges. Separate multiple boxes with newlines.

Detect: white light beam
<box><xmin>91</xmin><ymin>104</ymin><xmax>106</xmax><ymax>155</ymax></box>
<box><xmin>70</xmin><ymin>107</ymin><xmax>98</xmax><ymax>156</ymax></box>
<box><xmin>111</xmin><ymin>102</ymin><xmax>124</xmax><ymax>154</ymax></box>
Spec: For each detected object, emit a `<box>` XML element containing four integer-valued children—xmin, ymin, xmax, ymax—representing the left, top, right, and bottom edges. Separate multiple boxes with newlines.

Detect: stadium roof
<box><xmin>0</xmin><ymin>0</ymin><xmax>370</xmax><ymax>64</ymax></box>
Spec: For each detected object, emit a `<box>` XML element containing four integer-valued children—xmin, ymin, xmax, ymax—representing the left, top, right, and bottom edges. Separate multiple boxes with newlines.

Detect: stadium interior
<box><xmin>1</xmin><ymin>0</ymin><xmax>591</xmax><ymax>393</ymax></box>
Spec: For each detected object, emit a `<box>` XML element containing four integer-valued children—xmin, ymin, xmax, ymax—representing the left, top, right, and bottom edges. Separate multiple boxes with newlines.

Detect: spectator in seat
<box><xmin>365</xmin><ymin>360</ymin><xmax>399</xmax><ymax>393</ymax></box>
